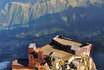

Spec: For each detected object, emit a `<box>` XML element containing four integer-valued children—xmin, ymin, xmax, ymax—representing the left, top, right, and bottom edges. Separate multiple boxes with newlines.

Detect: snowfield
<box><xmin>0</xmin><ymin>61</ymin><xmax>10</xmax><ymax>70</ymax></box>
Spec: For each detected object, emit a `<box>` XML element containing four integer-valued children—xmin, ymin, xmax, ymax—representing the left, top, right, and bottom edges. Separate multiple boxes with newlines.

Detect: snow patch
<box><xmin>0</xmin><ymin>61</ymin><xmax>10</xmax><ymax>69</ymax></box>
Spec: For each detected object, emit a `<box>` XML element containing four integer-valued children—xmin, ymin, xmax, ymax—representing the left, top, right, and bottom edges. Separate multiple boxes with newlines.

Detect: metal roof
<box><xmin>53</xmin><ymin>36</ymin><xmax>82</xmax><ymax>47</ymax></box>
<box><xmin>35</xmin><ymin>44</ymin><xmax>73</xmax><ymax>61</ymax></box>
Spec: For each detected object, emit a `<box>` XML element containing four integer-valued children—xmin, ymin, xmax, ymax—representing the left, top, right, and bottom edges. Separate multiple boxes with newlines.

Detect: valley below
<box><xmin>0</xmin><ymin>29</ymin><xmax>104</xmax><ymax>70</ymax></box>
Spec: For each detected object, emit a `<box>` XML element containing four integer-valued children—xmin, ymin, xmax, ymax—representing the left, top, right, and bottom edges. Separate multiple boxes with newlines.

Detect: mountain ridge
<box><xmin>0</xmin><ymin>0</ymin><xmax>103</xmax><ymax>30</ymax></box>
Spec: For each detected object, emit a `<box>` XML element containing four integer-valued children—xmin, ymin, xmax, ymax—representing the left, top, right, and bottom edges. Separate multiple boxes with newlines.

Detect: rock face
<box><xmin>0</xmin><ymin>0</ymin><xmax>103</xmax><ymax>30</ymax></box>
<box><xmin>66</xmin><ymin>53</ymin><xmax>96</xmax><ymax>70</ymax></box>
<box><xmin>47</xmin><ymin>53</ymin><xmax>96</xmax><ymax>70</ymax></box>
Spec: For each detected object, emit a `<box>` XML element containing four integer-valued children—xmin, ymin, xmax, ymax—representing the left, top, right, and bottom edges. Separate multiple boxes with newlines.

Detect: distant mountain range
<box><xmin>0</xmin><ymin>0</ymin><xmax>103</xmax><ymax>30</ymax></box>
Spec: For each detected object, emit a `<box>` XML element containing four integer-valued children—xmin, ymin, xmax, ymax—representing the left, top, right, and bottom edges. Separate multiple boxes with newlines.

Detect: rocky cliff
<box><xmin>0</xmin><ymin>0</ymin><xmax>103</xmax><ymax>30</ymax></box>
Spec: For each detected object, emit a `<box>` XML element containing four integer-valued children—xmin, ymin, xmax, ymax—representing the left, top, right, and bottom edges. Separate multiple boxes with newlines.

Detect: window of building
<box><xmin>30</xmin><ymin>56</ymin><xmax>32</xmax><ymax>59</ymax></box>
<box><xmin>83</xmin><ymin>48</ymin><xmax>87</xmax><ymax>51</ymax></box>
<box><xmin>30</xmin><ymin>60</ymin><xmax>32</xmax><ymax>62</ymax></box>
